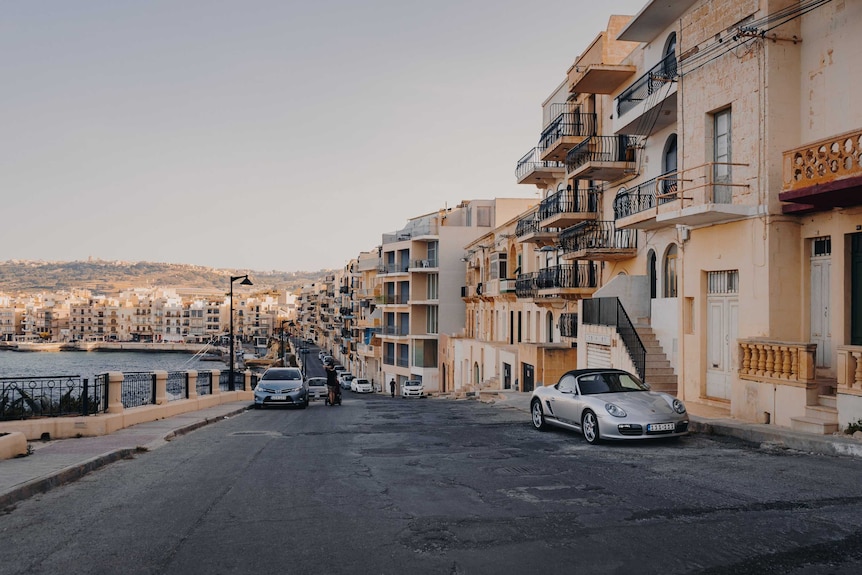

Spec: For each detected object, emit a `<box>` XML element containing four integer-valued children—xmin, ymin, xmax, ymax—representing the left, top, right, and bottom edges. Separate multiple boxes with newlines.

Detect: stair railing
<box><xmin>582</xmin><ymin>297</ymin><xmax>646</xmax><ymax>380</ymax></box>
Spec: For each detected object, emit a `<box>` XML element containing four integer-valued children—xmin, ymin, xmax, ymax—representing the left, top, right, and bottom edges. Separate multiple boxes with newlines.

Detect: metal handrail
<box><xmin>616</xmin><ymin>52</ymin><xmax>678</xmax><ymax>117</ymax></box>
<box><xmin>582</xmin><ymin>297</ymin><xmax>646</xmax><ymax>380</ymax></box>
<box><xmin>566</xmin><ymin>135</ymin><xmax>639</xmax><ymax>172</ymax></box>
<box><xmin>559</xmin><ymin>220</ymin><xmax>637</xmax><ymax>253</ymax></box>
<box><xmin>538</xmin><ymin>112</ymin><xmax>597</xmax><ymax>150</ymax></box>
<box><xmin>613</xmin><ymin>171</ymin><xmax>678</xmax><ymax>219</ymax></box>
<box><xmin>539</xmin><ymin>187</ymin><xmax>601</xmax><ymax>220</ymax></box>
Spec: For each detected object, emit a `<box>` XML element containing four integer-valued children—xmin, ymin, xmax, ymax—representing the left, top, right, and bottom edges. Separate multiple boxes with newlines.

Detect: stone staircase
<box><xmin>635</xmin><ymin>325</ymin><xmax>678</xmax><ymax>395</ymax></box>
<box><xmin>790</xmin><ymin>384</ymin><xmax>839</xmax><ymax>434</ymax></box>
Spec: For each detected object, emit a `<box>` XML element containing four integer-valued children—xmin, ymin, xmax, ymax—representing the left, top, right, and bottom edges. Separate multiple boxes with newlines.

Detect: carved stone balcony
<box><xmin>837</xmin><ymin>345</ymin><xmax>862</xmax><ymax>397</ymax></box>
<box><xmin>738</xmin><ymin>339</ymin><xmax>817</xmax><ymax>387</ymax></box>
<box><xmin>779</xmin><ymin>128</ymin><xmax>862</xmax><ymax>214</ymax></box>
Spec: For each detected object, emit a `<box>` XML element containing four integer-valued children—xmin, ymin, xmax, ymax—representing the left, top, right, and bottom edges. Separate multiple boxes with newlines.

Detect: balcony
<box><xmin>377</xmin><ymin>262</ymin><xmax>410</xmax><ymax>276</ymax></box>
<box><xmin>538</xmin><ymin>186</ymin><xmax>600</xmax><ymax>229</ymax></box>
<box><xmin>516</xmin><ymin>147</ymin><xmax>565</xmax><ymax>187</ymax></box>
<box><xmin>381</xmin><ymin>325</ymin><xmax>409</xmax><ymax>337</ymax></box>
<box><xmin>614</xmin><ymin>53</ymin><xmax>678</xmax><ymax>135</ymax></box>
<box><xmin>559</xmin><ymin>220</ymin><xmax>637</xmax><ymax>261</ymax></box>
<box><xmin>409</xmin><ymin>258</ymin><xmax>438</xmax><ymax>270</ymax></box>
<box><xmin>515</xmin><ymin>212</ymin><xmax>557</xmax><ymax>247</ymax></box>
<box><xmin>515</xmin><ymin>273</ymin><xmax>539</xmax><ymax>299</ymax></box>
<box><xmin>613</xmin><ymin>171</ymin><xmax>678</xmax><ymax>230</ymax></box>
<box><xmin>538</xmin><ymin>107</ymin><xmax>597</xmax><ymax>162</ymax></box>
<box><xmin>566</xmin><ymin>135</ymin><xmax>638</xmax><ymax>182</ymax></box>
<box><xmin>483</xmin><ymin>278</ymin><xmax>517</xmax><ymax>298</ymax></box>
<box><xmin>568</xmin><ymin>60</ymin><xmax>636</xmax><ymax>95</ymax></box>
<box><xmin>779</xmin><ymin>128</ymin><xmax>862</xmax><ymax>214</ymax></box>
<box><xmin>653</xmin><ymin>162</ymin><xmax>757</xmax><ymax>226</ymax></box>
<box><xmin>536</xmin><ymin>264</ymin><xmax>598</xmax><ymax>298</ymax></box>
<box><xmin>375</xmin><ymin>294</ymin><xmax>409</xmax><ymax>306</ymax></box>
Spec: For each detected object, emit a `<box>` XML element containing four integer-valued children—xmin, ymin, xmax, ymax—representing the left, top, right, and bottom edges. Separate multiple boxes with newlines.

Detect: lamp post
<box><xmin>229</xmin><ymin>274</ymin><xmax>253</xmax><ymax>391</ymax></box>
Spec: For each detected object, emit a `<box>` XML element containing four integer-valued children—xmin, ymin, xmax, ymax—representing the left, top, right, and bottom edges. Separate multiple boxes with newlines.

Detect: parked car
<box><xmin>529</xmin><ymin>368</ymin><xmax>689</xmax><ymax>444</ymax></box>
<box><xmin>337</xmin><ymin>371</ymin><xmax>352</xmax><ymax>389</ymax></box>
<box><xmin>401</xmin><ymin>380</ymin><xmax>424</xmax><ymax>398</ymax></box>
<box><xmin>351</xmin><ymin>378</ymin><xmax>373</xmax><ymax>393</ymax></box>
<box><xmin>253</xmin><ymin>367</ymin><xmax>308</xmax><ymax>409</ymax></box>
<box><xmin>306</xmin><ymin>377</ymin><xmax>328</xmax><ymax>401</ymax></box>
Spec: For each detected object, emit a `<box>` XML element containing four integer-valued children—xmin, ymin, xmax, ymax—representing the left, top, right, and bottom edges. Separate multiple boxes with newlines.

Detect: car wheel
<box><xmin>531</xmin><ymin>399</ymin><xmax>547</xmax><ymax>431</ymax></box>
<box><xmin>582</xmin><ymin>410</ymin><xmax>600</xmax><ymax>445</ymax></box>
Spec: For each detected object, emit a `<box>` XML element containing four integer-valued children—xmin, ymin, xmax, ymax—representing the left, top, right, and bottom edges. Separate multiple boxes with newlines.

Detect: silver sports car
<box><xmin>530</xmin><ymin>368</ymin><xmax>688</xmax><ymax>444</ymax></box>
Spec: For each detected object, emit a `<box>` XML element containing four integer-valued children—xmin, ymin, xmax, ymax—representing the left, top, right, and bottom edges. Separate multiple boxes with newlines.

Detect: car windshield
<box><xmin>578</xmin><ymin>372</ymin><xmax>647</xmax><ymax>395</ymax></box>
<box><xmin>307</xmin><ymin>378</ymin><xmax>326</xmax><ymax>386</ymax></box>
<box><xmin>262</xmin><ymin>369</ymin><xmax>302</xmax><ymax>381</ymax></box>
<box><xmin>405</xmin><ymin>382</ymin><xmax>421</xmax><ymax>387</ymax></box>
<box><xmin>356</xmin><ymin>379</ymin><xmax>368</xmax><ymax>385</ymax></box>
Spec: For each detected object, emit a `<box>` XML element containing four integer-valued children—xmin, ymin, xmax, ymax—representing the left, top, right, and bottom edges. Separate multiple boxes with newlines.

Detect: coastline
<box><xmin>0</xmin><ymin>341</ymin><xmax>215</xmax><ymax>354</ymax></box>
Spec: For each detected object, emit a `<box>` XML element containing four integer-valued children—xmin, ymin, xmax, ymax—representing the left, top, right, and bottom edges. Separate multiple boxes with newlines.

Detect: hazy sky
<box><xmin>1</xmin><ymin>0</ymin><xmax>646</xmax><ymax>273</ymax></box>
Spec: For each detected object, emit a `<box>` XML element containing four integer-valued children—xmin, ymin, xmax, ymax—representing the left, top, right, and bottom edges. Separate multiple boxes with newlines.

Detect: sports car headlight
<box><xmin>605</xmin><ymin>403</ymin><xmax>627</xmax><ymax>418</ymax></box>
<box><xmin>672</xmin><ymin>398</ymin><xmax>687</xmax><ymax>414</ymax></box>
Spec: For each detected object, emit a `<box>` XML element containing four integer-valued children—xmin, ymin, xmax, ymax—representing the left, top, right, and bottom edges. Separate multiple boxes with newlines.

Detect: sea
<box><xmin>0</xmin><ymin>350</ymin><xmax>227</xmax><ymax>382</ymax></box>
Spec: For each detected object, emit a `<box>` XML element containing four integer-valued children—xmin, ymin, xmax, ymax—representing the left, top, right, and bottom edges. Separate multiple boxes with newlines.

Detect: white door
<box><xmin>706</xmin><ymin>296</ymin><xmax>738</xmax><ymax>400</ymax></box>
<box><xmin>810</xmin><ymin>257</ymin><xmax>832</xmax><ymax>369</ymax></box>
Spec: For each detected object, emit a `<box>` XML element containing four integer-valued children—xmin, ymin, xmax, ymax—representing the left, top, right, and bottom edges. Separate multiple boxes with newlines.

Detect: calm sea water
<box><xmin>0</xmin><ymin>350</ymin><xmax>227</xmax><ymax>382</ymax></box>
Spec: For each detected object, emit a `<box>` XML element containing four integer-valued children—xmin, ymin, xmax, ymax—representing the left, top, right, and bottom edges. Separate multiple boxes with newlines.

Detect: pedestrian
<box><xmin>390</xmin><ymin>378</ymin><xmax>396</xmax><ymax>398</ymax></box>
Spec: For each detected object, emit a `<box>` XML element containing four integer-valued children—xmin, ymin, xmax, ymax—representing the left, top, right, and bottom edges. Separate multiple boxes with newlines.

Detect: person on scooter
<box><xmin>324</xmin><ymin>358</ymin><xmax>339</xmax><ymax>406</ymax></box>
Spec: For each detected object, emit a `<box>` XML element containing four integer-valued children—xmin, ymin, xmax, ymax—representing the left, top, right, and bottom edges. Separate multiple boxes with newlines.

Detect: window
<box><xmin>426</xmin><ymin>306</ymin><xmax>438</xmax><ymax>334</ymax></box>
<box><xmin>663</xmin><ymin>244</ymin><xmax>678</xmax><ymax>297</ymax></box>
<box><xmin>713</xmin><ymin>108</ymin><xmax>732</xmax><ymax>203</ymax></box>
<box><xmin>427</xmin><ymin>273</ymin><xmax>439</xmax><ymax>300</ymax></box>
<box><xmin>477</xmin><ymin>206</ymin><xmax>492</xmax><ymax>227</ymax></box>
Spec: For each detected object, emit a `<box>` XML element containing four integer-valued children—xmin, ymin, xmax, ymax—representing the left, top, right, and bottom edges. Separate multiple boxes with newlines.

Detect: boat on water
<box><xmin>12</xmin><ymin>342</ymin><xmax>65</xmax><ymax>352</ymax></box>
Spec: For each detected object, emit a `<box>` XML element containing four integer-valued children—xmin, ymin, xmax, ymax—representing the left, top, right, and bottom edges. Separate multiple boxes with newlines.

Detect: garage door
<box><xmin>587</xmin><ymin>343</ymin><xmax>611</xmax><ymax>369</ymax></box>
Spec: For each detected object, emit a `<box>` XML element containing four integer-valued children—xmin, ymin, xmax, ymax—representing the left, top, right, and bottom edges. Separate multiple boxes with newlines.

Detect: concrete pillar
<box><xmin>106</xmin><ymin>372</ymin><xmax>125</xmax><ymax>414</ymax></box>
<box><xmin>154</xmin><ymin>370</ymin><xmax>167</xmax><ymax>405</ymax></box>
<box><xmin>188</xmin><ymin>370</ymin><xmax>198</xmax><ymax>400</ymax></box>
<box><xmin>212</xmin><ymin>370</ymin><xmax>221</xmax><ymax>395</ymax></box>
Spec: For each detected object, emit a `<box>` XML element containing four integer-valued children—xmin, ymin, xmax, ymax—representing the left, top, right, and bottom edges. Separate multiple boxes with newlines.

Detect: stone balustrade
<box><xmin>837</xmin><ymin>345</ymin><xmax>862</xmax><ymax>396</ymax></box>
<box><xmin>738</xmin><ymin>339</ymin><xmax>817</xmax><ymax>386</ymax></box>
<box><xmin>783</xmin><ymin>128</ymin><xmax>862</xmax><ymax>191</ymax></box>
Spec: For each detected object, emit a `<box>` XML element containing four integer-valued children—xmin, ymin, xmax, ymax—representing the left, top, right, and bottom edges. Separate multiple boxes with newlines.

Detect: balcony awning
<box><xmin>779</xmin><ymin>174</ymin><xmax>862</xmax><ymax>214</ymax></box>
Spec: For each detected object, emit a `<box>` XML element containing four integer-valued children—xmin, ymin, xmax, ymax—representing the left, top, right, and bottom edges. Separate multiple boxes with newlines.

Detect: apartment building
<box><xmin>376</xmin><ymin>199</ymin><xmax>537</xmax><ymax>394</ymax></box>
<box><xmin>509</xmin><ymin>0</ymin><xmax>862</xmax><ymax>432</ymax></box>
<box><xmin>353</xmin><ymin>250</ymin><xmax>383</xmax><ymax>385</ymax></box>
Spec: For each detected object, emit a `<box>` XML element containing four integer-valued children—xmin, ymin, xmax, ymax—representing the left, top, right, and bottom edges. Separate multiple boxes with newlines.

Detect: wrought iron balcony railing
<box><xmin>613</xmin><ymin>171</ymin><xmax>678</xmax><ymax>219</ymax></box>
<box><xmin>616</xmin><ymin>52</ymin><xmax>678</xmax><ymax>117</ymax></box>
<box><xmin>515</xmin><ymin>272</ymin><xmax>539</xmax><ymax>299</ymax></box>
<box><xmin>516</xmin><ymin>147</ymin><xmax>565</xmax><ymax>181</ymax></box>
<box><xmin>560</xmin><ymin>220</ymin><xmax>637</xmax><ymax>253</ymax></box>
<box><xmin>515</xmin><ymin>212</ymin><xmax>541</xmax><ymax>237</ymax></box>
<box><xmin>565</xmin><ymin>135</ymin><xmax>639</xmax><ymax>174</ymax></box>
<box><xmin>538</xmin><ymin>110</ymin><xmax>597</xmax><ymax>151</ymax></box>
<box><xmin>536</xmin><ymin>264</ymin><xmax>598</xmax><ymax>290</ymax></box>
<box><xmin>539</xmin><ymin>187</ymin><xmax>600</xmax><ymax>221</ymax></box>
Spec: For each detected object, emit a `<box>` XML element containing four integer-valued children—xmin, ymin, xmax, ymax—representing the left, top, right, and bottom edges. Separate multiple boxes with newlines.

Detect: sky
<box><xmin>1</xmin><ymin>0</ymin><xmax>647</xmax><ymax>273</ymax></box>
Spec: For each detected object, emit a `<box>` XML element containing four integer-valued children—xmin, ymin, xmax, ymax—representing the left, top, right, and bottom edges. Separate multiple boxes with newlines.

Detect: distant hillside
<box><xmin>0</xmin><ymin>260</ymin><xmax>335</xmax><ymax>295</ymax></box>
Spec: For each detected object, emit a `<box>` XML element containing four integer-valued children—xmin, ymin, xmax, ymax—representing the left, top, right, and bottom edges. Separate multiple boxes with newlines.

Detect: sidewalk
<box><xmin>0</xmin><ymin>401</ymin><xmax>251</xmax><ymax>508</ymax></box>
<box><xmin>3</xmin><ymin>393</ymin><xmax>862</xmax><ymax>509</ymax></box>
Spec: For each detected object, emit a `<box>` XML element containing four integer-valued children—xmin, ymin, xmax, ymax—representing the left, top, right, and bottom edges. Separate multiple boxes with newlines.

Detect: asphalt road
<box><xmin>1</xmin><ymin>391</ymin><xmax>862</xmax><ymax>575</ymax></box>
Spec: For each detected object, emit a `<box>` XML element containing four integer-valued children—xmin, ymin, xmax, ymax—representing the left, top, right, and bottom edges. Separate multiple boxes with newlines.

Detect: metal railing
<box><xmin>515</xmin><ymin>212</ymin><xmax>540</xmax><ymax>237</ymax></box>
<box><xmin>516</xmin><ymin>148</ymin><xmax>565</xmax><ymax>181</ymax></box>
<box><xmin>538</xmin><ymin>187</ymin><xmax>601</xmax><ymax>220</ymax></box>
<box><xmin>381</xmin><ymin>325</ymin><xmax>410</xmax><ymax>336</ymax></box>
<box><xmin>375</xmin><ymin>294</ymin><xmax>409</xmax><ymax>305</ymax></box>
<box><xmin>122</xmin><ymin>372</ymin><xmax>157</xmax><ymax>409</ymax></box>
<box><xmin>219</xmin><ymin>370</ymin><xmax>245</xmax><ymax>392</ymax></box>
<box><xmin>409</xmin><ymin>258</ymin><xmax>438</xmax><ymax>269</ymax></box>
<box><xmin>515</xmin><ymin>273</ymin><xmax>539</xmax><ymax>299</ymax></box>
<box><xmin>1</xmin><ymin>375</ymin><xmax>107</xmax><ymax>421</ymax></box>
<box><xmin>538</xmin><ymin>111</ymin><xmax>597</xmax><ymax>150</ymax></box>
<box><xmin>196</xmin><ymin>370</ymin><xmax>212</xmax><ymax>396</ymax></box>
<box><xmin>613</xmin><ymin>171</ymin><xmax>678</xmax><ymax>219</ymax></box>
<box><xmin>536</xmin><ymin>264</ymin><xmax>598</xmax><ymax>290</ymax></box>
<box><xmin>559</xmin><ymin>220</ymin><xmax>637</xmax><ymax>253</ymax></box>
<box><xmin>616</xmin><ymin>52</ymin><xmax>678</xmax><ymax>117</ymax></box>
<box><xmin>166</xmin><ymin>371</ymin><xmax>188</xmax><ymax>401</ymax></box>
<box><xmin>565</xmin><ymin>135</ymin><xmax>639</xmax><ymax>173</ymax></box>
<box><xmin>582</xmin><ymin>297</ymin><xmax>645</xmax><ymax>380</ymax></box>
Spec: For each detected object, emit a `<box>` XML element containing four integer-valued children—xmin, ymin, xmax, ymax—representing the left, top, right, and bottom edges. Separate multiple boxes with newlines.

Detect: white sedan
<box><xmin>351</xmin><ymin>378</ymin><xmax>373</xmax><ymax>393</ymax></box>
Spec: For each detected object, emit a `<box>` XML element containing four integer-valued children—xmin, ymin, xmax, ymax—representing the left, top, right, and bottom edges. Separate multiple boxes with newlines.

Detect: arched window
<box><xmin>473</xmin><ymin>362</ymin><xmax>480</xmax><ymax>385</ymax></box>
<box><xmin>662</xmin><ymin>134</ymin><xmax>678</xmax><ymax>200</ymax></box>
<box><xmin>663</xmin><ymin>244</ymin><xmax>678</xmax><ymax>298</ymax></box>
<box><xmin>663</xmin><ymin>32</ymin><xmax>677</xmax><ymax>77</ymax></box>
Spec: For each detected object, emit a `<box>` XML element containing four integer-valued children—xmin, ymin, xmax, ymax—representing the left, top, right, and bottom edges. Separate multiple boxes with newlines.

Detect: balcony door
<box><xmin>810</xmin><ymin>237</ymin><xmax>832</xmax><ymax>369</ymax></box>
<box><xmin>713</xmin><ymin>109</ymin><xmax>732</xmax><ymax>204</ymax></box>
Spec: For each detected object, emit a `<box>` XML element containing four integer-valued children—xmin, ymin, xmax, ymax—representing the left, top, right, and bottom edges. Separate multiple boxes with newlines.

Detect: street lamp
<box><xmin>229</xmin><ymin>274</ymin><xmax>253</xmax><ymax>391</ymax></box>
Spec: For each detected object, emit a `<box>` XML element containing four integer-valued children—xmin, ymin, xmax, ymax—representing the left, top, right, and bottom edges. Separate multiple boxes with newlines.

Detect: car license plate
<box><xmin>271</xmin><ymin>394</ymin><xmax>286</xmax><ymax>400</ymax></box>
<box><xmin>648</xmin><ymin>422</ymin><xmax>675</xmax><ymax>432</ymax></box>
